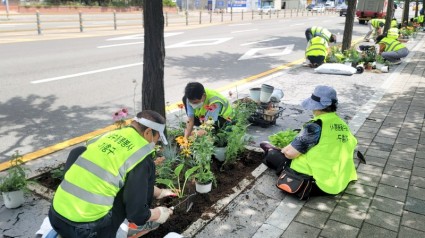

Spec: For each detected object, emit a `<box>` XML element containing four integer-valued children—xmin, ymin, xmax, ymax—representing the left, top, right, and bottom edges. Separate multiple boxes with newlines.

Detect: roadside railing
<box><xmin>0</xmin><ymin>9</ymin><xmax>338</xmax><ymax>35</ymax></box>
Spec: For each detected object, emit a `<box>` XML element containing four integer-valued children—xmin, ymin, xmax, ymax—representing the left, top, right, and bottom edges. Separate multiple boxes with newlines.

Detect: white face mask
<box><xmin>189</xmin><ymin>102</ymin><xmax>203</xmax><ymax>109</ymax></box>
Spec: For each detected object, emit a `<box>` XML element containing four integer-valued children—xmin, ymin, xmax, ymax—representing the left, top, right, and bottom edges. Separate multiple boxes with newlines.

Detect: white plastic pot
<box><xmin>213</xmin><ymin>147</ymin><xmax>226</xmax><ymax>162</ymax></box>
<box><xmin>2</xmin><ymin>190</ymin><xmax>25</xmax><ymax>209</ymax></box>
<box><xmin>381</xmin><ymin>66</ymin><xmax>389</xmax><ymax>73</ymax></box>
<box><xmin>260</xmin><ymin>84</ymin><xmax>274</xmax><ymax>103</ymax></box>
<box><xmin>270</xmin><ymin>89</ymin><xmax>284</xmax><ymax>102</ymax></box>
<box><xmin>249</xmin><ymin>88</ymin><xmax>261</xmax><ymax>102</ymax></box>
<box><xmin>195</xmin><ymin>181</ymin><xmax>212</xmax><ymax>194</ymax></box>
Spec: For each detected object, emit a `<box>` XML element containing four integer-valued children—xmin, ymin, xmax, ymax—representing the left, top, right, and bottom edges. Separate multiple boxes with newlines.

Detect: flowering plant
<box><xmin>113</xmin><ymin>108</ymin><xmax>129</xmax><ymax>129</ymax></box>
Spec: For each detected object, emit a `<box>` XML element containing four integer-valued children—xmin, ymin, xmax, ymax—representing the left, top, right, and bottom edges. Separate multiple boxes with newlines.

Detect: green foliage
<box><xmin>163</xmin><ymin>0</ymin><xmax>177</xmax><ymax>7</ymax></box>
<box><xmin>195</xmin><ymin>168</ymin><xmax>215</xmax><ymax>185</ymax></box>
<box><xmin>344</xmin><ymin>47</ymin><xmax>361</xmax><ymax>65</ymax></box>
<box><xmin>191</xmin><ymin>131</ymin><xmax>215</xmax><ymax>184</ymax></box>
<box><xmin>156</xmin><ymin>142</ymin><xmax>181</xmax><ymax>181</ymax></box>
<box><xmin>268</xmin><ymin>129</ymin><xmax>299</xmax><ymax>148</ymax></box>
<box><xmin>326</xmin><ymin>46</ymin><xmax>345</xmax><ymax>63</ymax></box>
<box><xmin>0</xmin><ymin>151</ymin><xmax>29</xmax><ymax>193</ymax></box>
<box><xmin>50</xmin><ymin>165</ymin><xmax>65</xmax><ymax>180</ymax></box>
<box><xmin>156</xmin><ymin>164</ymin><xmax>198</xmax><ymax>198</ymax></box>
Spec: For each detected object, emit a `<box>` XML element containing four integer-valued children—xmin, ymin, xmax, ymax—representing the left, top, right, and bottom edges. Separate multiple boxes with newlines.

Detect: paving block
<box><xmin>401</xmin><ymin>211</ymin><xmax>425</xmax><ymax>232</ymax></box>
<box><xmin>362</xmin><ymin>120</ymin><xmax>383</xmax><ymax>128</ymax></box>
<box><xmin>410</xmin><ymin>175</ymin><xmax>425</xmax><ymax>189</ymax></box>
<box><xmin>358</xmin><ymin>126</ymin><xmax>380</xmax><ymax>134</ymax></box>
<box><xmin>399</xmin><ymin>226</ymin><xmax>425</xmax><ymax>238</ymax></box>
<box><xmin>368</xmin><ymin>142</ymin><xmax>393</xmax><ymax>152</ymax></box>
<box><xmin>408</xmin><ymin>186</ymin><xmax>425</xmax><ymax>201</ymax></box>
<box><xmin>405</xmin><ymin>196</ymin><xmax>425</xmax><ymax>216</ymax></box>
<box><xmin>365</xmin><ymin>148</ymin><xmax>390</xmax><ymax>159</ymax></box>
<box><xmin>357</xmin><ymin>164</ymin><xmax>384</xmax><ymax>177</ymax></box>
<box><xmin>396</xmin><ymin>137</ymin><xmax>419</xmax><ymax>147</ymax></box>
<box><xmin>356</xmin><ymin>172</ymin><xmax>381</xmax><ymax>187</ymax></box>
<box><xmin>264</xmin><ymin>196</ymin><xmax>305</xmax><ymax>231</ymax></box>
<box><xmin>355</xmin><ymin>131</ymin><xmax>375</xmax><ymax>139</ymax></box>
<box><xmin>280</xmin><ymin>221</ymin><xmax>320</xmax><ymax>238</ymax></box>
<box><xmin>294</xmin><ymin>207</ymin><xmax>329</xmax><ymax>229</ymax></box>
<box><xmin>414</xmin><ymin>157</ymin><xmax>425</xmax><ymax>168</ymax></box>
<box><xmin>357</xmin><ymin>223</ymin><xmax>397</xmax><ymax>238</ymax></box>
<box><xmin>384</xmin><ymin>164</ymin><xmax>411</xmax><ymax>179</ymax></box>
<box><xmin>376</xmin><ymin>184</ymin><xmax>407</xmax><ymax>202</ymax></box>
<box><xmin>329</xmin><ymin>205</ymin><xmax>366</xmax><ymax>228</ymax></box>
<box><xmin>320</xmin><ymin>220</ymin><xmax>359</xmax><ymax>238</ymax></box>
<box><xmin>380</xmin><ymin>174</ymin><xmax>409</xmax><ymax>189</ymax></box>
<box><xmin>345</xmin><ymin>183</ymin><xmax>376</xmax><ymax>199</ymax></box>
<box><xmin>304</xmin><ymin>196</ymin><xmax>338</xmax><ymax>213</ymax></box>
<box><xmin>392</xmin><ymin>143</ymin><xmax>417</xmax><ymax>153</ymax></box>
<box><xmin>370</xmin><ymin>195</ymin><xmax>404</xmax><ymax>216</ymax></box>
<box><xmin>373</xmin><ymin>136</ymin><xmax>396</xmax><ymax>145</ymax></box>
<box><xmin>357</xmin><ymin>137</ymin><xmax>372</xmax><ymax>146</ymax></box>
<box><xmin>412</xmin><ymin>166</ymin><xmax>425</xmax><ymax>177</ymax></box>
<box><xmin>365</xmin><ymin>208</ymin><xmax>401</xmax><ymax>232</ymax></box>
<box><xmin>386</xmin><ymin>156</ymin><xmax>414</xmax><ymax>169</ymax></box>
<box><xmin>363</xmin><ymin>156</ymin><xmax>387</xmax><ymax>168</ymax></box>
<box><xmin>378</xmin><ymin>126</ymin><xmax>400</xmax><ymax>137</ymax></box>
<box><xmin>389</xmin><ymin>150</ymin><xmax>415</xmax><ymax>159</ymax></box>
<box><xmin>252</xmin><ymin>223</ymin><xmax>283</xmax><ymax>238</ymax></box>
<box><xmin>338</xmin><ymin>194</ymin><xmax>372</xmax><ymax>213</ymax></box>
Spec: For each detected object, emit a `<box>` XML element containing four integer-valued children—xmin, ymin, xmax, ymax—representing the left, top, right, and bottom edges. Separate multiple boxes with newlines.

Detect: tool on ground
<box><xmin>170</xmin><ymin>193</ymin><xmax>196</xmax><ymax>213</ymax></box>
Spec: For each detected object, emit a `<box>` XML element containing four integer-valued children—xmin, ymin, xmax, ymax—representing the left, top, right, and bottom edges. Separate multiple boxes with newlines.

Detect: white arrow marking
<box><xmin>290</xmin><ymin>23</ymin><xmax>305</xmax><ymax>27</ymax></box>
<box><xmin>241</xmin><ymin>38</ymin><xmax>278</xmax><ymax>46</ymax></box>
<box><xmin>238</xmin><ymin>44</ymin><xmax>294</xmax><ymax>60</ymax></box>
<box><xmin>106</xmin><ymin>32</ymin><xmax>183</xmax><ymax>41</ymax></box>
<box><xmin>166</xmin><ymin>37</ymin><xmax>233</xmax><ymax>49</ymax></box>
<box><xmin>97</xmin><ymin>41</ymin><xmax>144</xmax><ymax>48</ymax></box>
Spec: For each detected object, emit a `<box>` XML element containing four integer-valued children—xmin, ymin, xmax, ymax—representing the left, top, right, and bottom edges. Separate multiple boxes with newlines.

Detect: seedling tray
<box><xmin>249</xmin><ymin>106</ymin><xmax>285</xmax><ymax>128</ymax></box>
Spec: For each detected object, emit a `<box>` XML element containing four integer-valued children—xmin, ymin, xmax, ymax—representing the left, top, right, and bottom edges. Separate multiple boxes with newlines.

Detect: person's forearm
<box><xmin>148</xmin><ymin>208</ymin><xmax>160</xmax><ymax>222</ymax></box>
<box><xmin>153</xmin><ymin>186</ymin><xmax>161</xmax><ymax>198</ymax></box>
<box><xmin>185</xmin><ymin>118</ymin><xmax>195</xmax><ymax>138</ymax></box>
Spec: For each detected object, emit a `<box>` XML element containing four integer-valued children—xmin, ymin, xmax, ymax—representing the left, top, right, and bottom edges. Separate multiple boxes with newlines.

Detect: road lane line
<box><xmin>289</xmin><ymin>23</ymin><xmax>305</xmax><ymax>26</ymax></box>
<box><xmin>31</xmin><ymin>62</ymin><xmax>143</xmax><ymax>84</ymax></box>
<box><xmin>231</xmin><ymin>29</ymin><xmax>258</xmax><ymax>34</ymax></box>
<box><xmin>228</xmin><ymin>23</ymin><xmax>252</xmax><ymax>26</ymax></box>
<box><xmin>97</xmin><ymin>41</ymin><xmax>144</xmax><ymax>48</ymax></box>
<box><xmin>240</xmin><ymin>38</ymin><xmax>278</xmax><ymax>46</ymax></box>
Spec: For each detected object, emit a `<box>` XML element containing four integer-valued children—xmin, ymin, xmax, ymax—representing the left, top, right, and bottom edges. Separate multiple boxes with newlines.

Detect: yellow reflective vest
<box><xmin>290</xmin><ymin>112</ymin><xmax>358</xmax><ymax>194</ymax></box>
<box><xmin>194</xmin><ymin>88</ymin><xmax>233</xmax><ymax>120</ymax></box>
<box><xmin>306</xmin><ymin>36</ymin><xmax>328</xmax><ymax>58</ymax></box>
<box><xmin>391</xmin><ymin>19</ymin><xmax>398</xmax><ymax>28</ymax></box>
<box><xmin>380</xmin><ymin>37</ymin><xmax>406</xmax><ymax>52</ymax></box>
<box><xmin>387</xmin><ymin>27</ymin><xmax>400</xmax><ymax>39</ymax></box>
<box><xmin>311</xmin><ymin>26</ymin><xmax>332</xmax><ymax>42</ymax></box>
<box><xmin>53</xmin><ymin>127</ymin><xmax>154</xmax><ymax>222</ymax></box>
<box><xmin>371</xmin><ymin>19</ymin><xmax>385</xmax><ymax>28</ymax></box>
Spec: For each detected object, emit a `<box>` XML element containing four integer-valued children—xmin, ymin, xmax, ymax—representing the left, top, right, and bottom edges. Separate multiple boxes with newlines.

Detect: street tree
<box><xmin>384</xmin><ymin>0</ymin><xmax>394</xmax><ymax>34</ymax></box>
<box><xmin>402</xmin><ymin>0</ymin><xmax>411</xmax><ymax>25</ymax></box>
<box><xmin>341</xmin><ymin>0</ymin><xmax>357</xmax><ymax>51</ymax></box>
<box><xmin>141</xmin><ymin>0</ymin><xmax>166</xmax><ymax>118</ymax></box>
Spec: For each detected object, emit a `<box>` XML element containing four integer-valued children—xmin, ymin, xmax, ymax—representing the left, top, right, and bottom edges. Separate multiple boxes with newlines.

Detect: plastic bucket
<box><xmin>260</xmin><ymin>84</ymin><xmax>274</xmax><ymax>103</ymax></box>
<box><xmin>249</xmin><ymin>88</ymin><xmax>261</xmax><ymax>102</ymax></box>
<box><xmin>270</xmin><ymin>89</ymin><xmax>284</xmax><ymax>102</ymax></box>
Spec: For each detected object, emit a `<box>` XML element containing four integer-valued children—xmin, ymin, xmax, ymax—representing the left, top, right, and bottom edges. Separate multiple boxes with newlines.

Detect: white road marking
<box><xmin>238</xmin><ymin>44</ymin><xmax>294</xmax><ymax>60</ymax></box>
<box><xmin>231</xmin><ymin>29</ymin><xmax>258</xmax><ymax>34</ymax></box>
<box><xmin>323</xmin><ymin>20</ymin><xmax>332</xmax><ymax>22</ymax></box>
<box><xmin>228</xmin><ymin>23</ymin><xmax>252</xmax><ymax>26</ymax></box>
<box><xmin>166</xmin><ymin>37</ymin><xmax>233</xmax><ymax>49</ymax></box>
<box><xmin>31</xmin><ymin>62</ymin><xmax>143</xmax><ymax>84</ymax></box>
<box><xmin>106</xmin><ymin>32</ymin><xmax>183</xmax><ymax>41</ymax></box>
<box><xmin>241</xmin><ymin>38</ymin><xmax>278</xmax><ymax>46</ymax></box>
<box><xmin>289</xmin><ymin>23</ymin><xmax>305</xmax><ymax>26</ymax></box>
<box><xmin>97</xmin><ymin>41</ymin><xmax>144</xmax><ymax>48</ymax></box>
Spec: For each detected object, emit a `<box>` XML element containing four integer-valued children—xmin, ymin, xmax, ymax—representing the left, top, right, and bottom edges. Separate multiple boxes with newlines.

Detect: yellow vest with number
<box><xmin>53</xmin><ymin>127</ymin><xmax>154</xmax><ymax>222</ymax></box>
<box><xmin>311</xmin><ymin>26</ymin><xmax>332</xmax><ymax>42</ymax></box>
<box><xmin>380</xmin><ymin>37</ymin><xmax>405</xmax><ymax>52</ymax></box>
<box><xmin>387</xmin><ymin>28</ymin><xmax>400</xmax><ymax>39</ymax></box>
<box><xmin>290</xmin><ymin>112</ymin><xmax>357</xmax><ymax>194</ymax></box>
<box><xmin>194</xmin><ymin>88</ymin><xmax>233</xmax><ymax>119</ymax></box>
<box><xmin>306</xmin><ymin>36</ymin><xmax>328</xmax><ymax>58</ymax></box>
<box><xmin>371</xmin><ymin>19</ymin><xmax>385</xmax><ymax>28</ymax></box>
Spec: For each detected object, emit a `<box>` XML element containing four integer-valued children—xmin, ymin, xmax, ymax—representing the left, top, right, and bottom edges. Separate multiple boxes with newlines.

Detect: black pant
<box><xmin>49</xmin><ymin>146</ymin><xmax>126</xmax><ymax>238</ymax></box>
<box><xmin>182</xmin><ymin>95</ymin><xmax>229</xmax><ymax>129</ymax></box>
<box><xmin>307</xmin><ymin>55</ymin><xmax>326</xmax><ymax>66</ymax></box>
<box><xmin>263</xmin><ymin>150</ymin><xmax>328</xmax><ymax>197</ymax></box>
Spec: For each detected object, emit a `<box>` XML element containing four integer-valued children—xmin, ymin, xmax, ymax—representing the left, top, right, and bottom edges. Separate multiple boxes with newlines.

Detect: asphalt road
<box><xmin>0</xmin><ymin>14</ymin><xmax>372</xmax><ymax>162</ymax></box>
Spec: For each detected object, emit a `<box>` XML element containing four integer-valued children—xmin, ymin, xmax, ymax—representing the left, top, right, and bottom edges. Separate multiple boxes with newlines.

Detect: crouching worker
<box><xmin>305</xmin><ymin>36</ymin><xmax>329</xmax><ymax>68</ymax></box>
<box><xmin>305</xmin><ymin>26</ymin><xmax>337</xmax><ymax>43</ymax></box>
<box><xmin>261</xmin><ymin>85</ymin><xmax>358</xmax><ymax>199</ymax></box>
<box><xmin>376</xmin><ymin>34</ymin><xmax>409</xmax><ymax>65</ymax></box>
<box><xmin>49</xmin><ymin>110</ymin><xmax>176</xmax><ymax>238</ymax></box>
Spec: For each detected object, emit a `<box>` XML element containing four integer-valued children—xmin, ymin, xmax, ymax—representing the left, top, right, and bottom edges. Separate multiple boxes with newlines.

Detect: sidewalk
<box><xmin>1</xmin><ymin>36</ymin><xmax>425</xmax><ymax>237</ymax></box>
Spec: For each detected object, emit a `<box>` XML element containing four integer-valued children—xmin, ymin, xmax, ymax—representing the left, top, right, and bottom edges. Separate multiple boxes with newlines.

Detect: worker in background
<box><xmin>364</xmin><ymin>18</ymin><xmax>385</xmax><ymax>41</ymax></box>
<box><xmin>375</xmin><ymin>34</ymin><xmax>409</xmax><ymax>65</ymax></box>
<box><xmin>305</xmin><ymin>35</ymin><xmax>329</xmax><ymax>68</ymax></box>
<box><xmin>387</xmin><ymin>18</ymin><xmax>400</xmax><ymax>40</ymax></box>
<box><xmin>305</xmin><ymin>26</ymin><xmax>337</xmax><ymax>43</ymax></box>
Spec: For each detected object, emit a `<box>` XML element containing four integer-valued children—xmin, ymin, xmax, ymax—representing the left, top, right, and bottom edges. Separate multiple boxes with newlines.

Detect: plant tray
<box><xmin>248</xmin><ymin>106</ymin><xmax>285</xmax><ymax>128</ymax></box>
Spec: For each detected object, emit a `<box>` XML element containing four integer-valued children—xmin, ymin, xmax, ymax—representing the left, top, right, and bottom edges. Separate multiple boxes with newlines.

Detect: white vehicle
<box><xmin>259</xmin><ymin>6</ymin><xmax>276</xmax><ymax>15</ymax></box>
<box><xmin>324</xmin><ymin>1</ymin><xmax>335</xmax><ymax>9</ymax></box>
<box><xmin>312</xmin><ymin>5</ymin><xmax>326</xmax><ymax>13</ymax></box>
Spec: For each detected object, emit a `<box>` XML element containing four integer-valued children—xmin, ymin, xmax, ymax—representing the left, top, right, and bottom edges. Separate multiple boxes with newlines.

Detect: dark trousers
<box><xmin>263</xmin><ymin>150</ymin><xmax>328</xmax><ymax>197</ymax></box>
<box><xmin>307</xmin><ymin>55</ymin><xmax>326</xmax><ymax>66</ymax></box>
<box><xmin>49</xmin><ymin>146</ymin><xmax>126</xmax><ymax>238</ymax></box>
<box><xmin>182</xmin><ymin>96</ymin><xmax>229</xmax><ymax>129</ymax></box>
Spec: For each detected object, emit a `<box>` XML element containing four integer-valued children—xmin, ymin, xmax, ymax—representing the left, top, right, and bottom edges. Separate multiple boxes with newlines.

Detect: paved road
<box><xmin>0</xmin><ymin>13</ymin><xmax>372</xmax><ymax>162</ymax></box>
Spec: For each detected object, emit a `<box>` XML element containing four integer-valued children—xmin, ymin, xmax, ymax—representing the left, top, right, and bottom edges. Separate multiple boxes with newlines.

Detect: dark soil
<box><xmin>33</xmin><ymin>150</ymin><xmax>264</xmax><ymax>237</ymax></box>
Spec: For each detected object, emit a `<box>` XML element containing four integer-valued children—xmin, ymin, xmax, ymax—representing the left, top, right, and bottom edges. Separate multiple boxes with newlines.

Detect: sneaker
<box><xmin>260</xmin><ymin>141</ymin><xmax>280</xmax><ymax>154</ymax></box>
<box><xmin>391</xmin><ymin>60</ymin><xmax>402</xmax><ymax>65</ymax></box>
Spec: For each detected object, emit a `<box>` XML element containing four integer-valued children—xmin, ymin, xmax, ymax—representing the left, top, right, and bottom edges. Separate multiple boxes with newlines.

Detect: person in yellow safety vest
<box><xmin>305</xmin><ymin>36</ymin><xmax>329</xmax><ymax>68</ymax></box>
<box><xmin>305</xmin><ymin>26</ymin><xmax>337</xmax><ymax>43</ymax></box>
<box><xmin>183</xmin><ymin>82</ymin><xmax>234</xmax><ymax>138</ymax></box>
<box><xmin>364</xmin><ymin>18</ymin><xmax>385</xmax><ymax>41</ymax></box>
<box><xmin>260</xmin><ymin>85</ymin><xmax>358</xmax><ymax>198</ymax></box>
<box><xmin>387</xmin><ymin>27</ymin><xmax>400</xmax><ymax>39</ymax></box>
<box><xmin>376</xmin><ymin>34</ymin><xmax>409</xmax><ymax>65</ymax></box>
<box><xmin>49</xmin><ymin>110</ymin><xmax>176</xmax><ymax>238</ymax></box>
<box><xmin>391</xmin><ymin>18</ymin><xmax>398</xmax><ymax>28</ymax></box>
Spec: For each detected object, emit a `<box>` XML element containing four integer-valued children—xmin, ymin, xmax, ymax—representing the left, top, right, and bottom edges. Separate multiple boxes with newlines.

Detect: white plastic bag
<box><xmin>314</xmin><ymin>63</ymin><xmax>357</xmax><ymax>75</ymax></box>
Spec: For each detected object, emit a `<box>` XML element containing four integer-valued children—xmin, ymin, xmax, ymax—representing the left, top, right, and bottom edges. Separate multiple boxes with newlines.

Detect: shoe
<box><xmin>391</xmin><ymin>60</ymin><xmax>402</xmax><ymax>65</ymax></box>
<box><xmin>260</xmin><ymin>141</ymin><xmax>280</xmax><ymax>154</ymax></box>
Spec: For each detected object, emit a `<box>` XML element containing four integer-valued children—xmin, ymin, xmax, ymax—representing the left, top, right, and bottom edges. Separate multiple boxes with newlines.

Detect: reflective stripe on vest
<box><xmin>419</xmin><ymin>15</ymin><xmax>424</xmax><ymax>23</ymax></box>
<box><xmin>194</xmin><ymin>88</ymin><xmax>233</xmax><ymax>119</ymax></box>
<box><xmin>391</xmin><ymin>19</ymin><xmax>398</xmax><ymax>28</ymax></box>
<box><xmin>306</xmin><ymin>37</ymin><xmax>328</xmax><ymax>57</ymax></box>
<box><xmin>371</xmin><ymin>19</ymin><xmax>385</xmax><ymax>28</ymax></box>
<box><xmin>380</xmin><ymin>37</ymin><xmax>405</xmax><ymax>52</ymax></box>
<box><xmin>290</xmin><ymin>112</ymin><xmax>358</xmax><ymax>194</ymax></box>
<box><xmin>311</xmin><ymin>26</ymin><xmax>331</xmax><ymax>42</ymax></box>
<box><xmin>387</xmin><ymin>28</ymin><xmax>399</xmax><ymax>39</ymax></box>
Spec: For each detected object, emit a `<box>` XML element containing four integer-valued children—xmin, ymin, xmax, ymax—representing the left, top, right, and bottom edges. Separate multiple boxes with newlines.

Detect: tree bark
<box><xmin>384</xmin><ymin>0</ymin><xmax>394</xmax><ymax>34</ymax></box>
<box><xmin>142</xmin><ymin>0</ymin><xmax>166</xmax><ymax>118</ymax></box>
<box><xmin>415</xmin><ymin>0</ymin><xmax>419</xmax><ymax>17</ymax></box>
<box><xmin>402</xmin><ymin>0</ymin><xmax>411</xmax><ymax>25</ymax></box>
<box><xmin>342</xmin><ymin>0</ymin><xmax>356</xmax><ymax>51</ymax></box>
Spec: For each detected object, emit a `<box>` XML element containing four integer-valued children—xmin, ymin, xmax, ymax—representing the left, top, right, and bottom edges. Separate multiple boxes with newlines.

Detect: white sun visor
<box><xmin>133</xmin><ymin>117</ymin><xmax>168</xmax><ymax>145</ymax></box>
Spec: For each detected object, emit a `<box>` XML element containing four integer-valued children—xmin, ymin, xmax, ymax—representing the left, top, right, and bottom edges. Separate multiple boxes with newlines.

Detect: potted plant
<box><xmin>213</xmin><ymin>129</ymin><xmax>228</xmax><ymax>162</ymax></box>
<box><xmin>0</xmin><ymin>151</ymin><xmax>29</xmax><ymax>209</ymax></box>
<box><xmin>194</xmin><ymin>168</ymin><xmax>215</xmax><ymax>193</ymax></box>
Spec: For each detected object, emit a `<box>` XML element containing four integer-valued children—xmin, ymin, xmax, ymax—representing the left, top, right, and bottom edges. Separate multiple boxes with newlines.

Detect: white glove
<box><xmin>156</xmin><ymin>207</ymin><xmax>173</xmax><ymax>224</ymax></box>
<box><xmin>157</xmin><ymin>189</ymin><xmax>177</xmax><ymax>199</ymax></box>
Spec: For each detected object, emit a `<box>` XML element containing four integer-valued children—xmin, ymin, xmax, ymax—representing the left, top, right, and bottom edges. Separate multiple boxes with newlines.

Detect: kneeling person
<box><xmin>376</xmin><ymin>34</ymin><xmax>409</xmax><ymax>64</ymax></box>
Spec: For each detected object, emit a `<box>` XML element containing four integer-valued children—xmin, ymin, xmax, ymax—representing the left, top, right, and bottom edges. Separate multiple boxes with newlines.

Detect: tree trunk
<box><xmin>142</xmin><ymin>0</ymin><xmax>166</xmax><ymax>118</ymax></box>
<box><xmin>415</xmin><ymin>0</ymin><xmax>419</xmax><ymax>17</ymax></box>
<box><xmin>342</xmin><ymin>0</ymin><xmax>356</xmax><ymax>51</ymax></box>
<box><xmin>384</xmin><ymin>0</ymin><xmax>394</xmax><ymax>34</ymax></box>
<box><xmin>402</xmin><ymin>0</ymin><xmax>411</xmax><ymax>25</ymax></box>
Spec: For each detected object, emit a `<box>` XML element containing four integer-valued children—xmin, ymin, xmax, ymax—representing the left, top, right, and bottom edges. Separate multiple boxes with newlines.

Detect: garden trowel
<box><xmin>170</xmin><ymin>193</ymin><xmax>196</xmax><ymax>213</ymax></box>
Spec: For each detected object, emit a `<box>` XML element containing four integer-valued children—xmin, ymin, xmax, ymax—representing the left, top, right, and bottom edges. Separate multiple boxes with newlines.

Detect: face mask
<box><xmin>189</xmin><ymin>102</ymin><xmax>203</xmax><ymax>109</ymax></box>
<box><xmin>149</xmin><ymin>131</ymin><xmax>156</xmax><ymax>149</ymax></box>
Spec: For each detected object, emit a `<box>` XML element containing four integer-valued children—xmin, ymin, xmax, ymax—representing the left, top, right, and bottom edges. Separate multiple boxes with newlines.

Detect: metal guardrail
<box><xmin>0</xmin><ymin>9</ymin><xmax>338</xmax><ymax>35</ymax></box>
